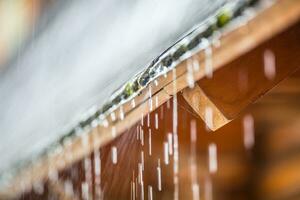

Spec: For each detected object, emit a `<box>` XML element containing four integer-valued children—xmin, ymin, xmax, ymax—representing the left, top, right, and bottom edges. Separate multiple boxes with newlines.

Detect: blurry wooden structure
<box><xmin>1</xmin><ymin>0</ymin><xmax>300</xmax><ymax>199</ymax></box>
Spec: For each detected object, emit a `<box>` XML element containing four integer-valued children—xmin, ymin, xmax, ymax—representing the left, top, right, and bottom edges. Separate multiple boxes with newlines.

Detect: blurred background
<box><xmin>0</xmin><ymin>0</ymin><xmax>300</xmax><ymax>200</ymax></box>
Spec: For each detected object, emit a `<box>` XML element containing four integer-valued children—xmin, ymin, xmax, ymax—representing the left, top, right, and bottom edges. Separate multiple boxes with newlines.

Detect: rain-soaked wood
<box><xmin>182</xmin><ymin>85</ymin><xmax>231</xmax><ymax>131</ymax></box>
<box><xmin>1</xmin><ymin>0</ymin><xmax>300</xmax><ymax>198</ymax></box>
<box><xmin>182</xmin><ymin>20</ymin><xmax>300</xmax><ymax>130</ymax></box>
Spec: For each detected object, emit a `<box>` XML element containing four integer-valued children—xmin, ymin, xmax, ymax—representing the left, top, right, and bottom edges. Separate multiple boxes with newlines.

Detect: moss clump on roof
<box><xmin>173</xmin><ymin>44</ymin><xmax>188</xmax><ymax>60</ymax></box>
<box><xmin>217</xmin><ymin>10</ymin><xmax>232</xmax><ymax>28</ymax></box>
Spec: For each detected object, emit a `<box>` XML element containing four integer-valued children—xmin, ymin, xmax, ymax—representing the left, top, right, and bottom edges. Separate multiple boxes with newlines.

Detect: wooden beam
<box><xmin>182</xmin><ymin>14</ymin><xmax>300</xmax><ymax>129</ymax></box>
<box><xmin>182</xmin><ymin>85</ymin><xmax>231</xmax><ymax>130</ymax></box>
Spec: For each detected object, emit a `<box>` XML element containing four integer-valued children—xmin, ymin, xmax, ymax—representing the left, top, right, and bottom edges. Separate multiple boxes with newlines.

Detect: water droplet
<box><xmin>155</xmin><ymin>113</ymin><xmax>159</xmax><ymax>130</ymax></box>
<box><xmin>131</xmin><ymin>99</ymin><xmax>136</xmax><ymax>108</ymax></box>
<box><xmin>243</xmin><ymin>114</ymin><xmax>255</xmax><ymax>150</ymax></box>
<box><xmin>157</xmin><ymin>159</ymin><xmax>162</xmax><ymax>191</ymax></box>
<box><xmin>208</xmin><ymin>143</ymin><xmax>218</xmax><ymax>173</ymax></box>
<box><xmin>111</xmin><ymin>146</ymin><xmax>118</xmax><ymax>164</ymax></box>
<box><xmin>148</xmin><ymin>185</ymin><xmax>153</xmax><ymax>200</ymax></box>
<box><xmin>203</xmin><ymin>38</ymin><xmax>213</xmax><ymax>78</ymax></box>
<box><xmin>119</xmin><ymin>106</ymin><xmax>125</xmax><ymax>120</ymax></box>
<box><xmin>164</xmin><ymin>142</ymin><xmax>169</xmax><ymax>165</ymax></box>
<box><xmin>263</xmin><ymin>49</ymin><xmax>276</xmax><ymax>80</ymax></box>
<box><xmin>81</xmin><ymin>182</ymin><xmax>89</xmax><ymax>200</ymax></box>
<box><xmin>149</xmin><ymin>129</ymin><xmax>152</xmax><ymax>156</ymax></box>
<box><xmin>110</xmin><ymin>112</ymin><xmax>116</xmax><ymax>122</ymax></box>
<box><xmin>168</xmin><ymin>133</ymin><xmax>173</xmax><ymax>155</ymax></box>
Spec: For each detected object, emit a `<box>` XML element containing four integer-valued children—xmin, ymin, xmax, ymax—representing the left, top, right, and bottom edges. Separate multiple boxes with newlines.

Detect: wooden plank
<box><xmin>198</xmin><ymin>22</ymin><xmax>300</xmax><ymax>119</ymax></box>
<box><xmin>182</xmin><ymin>85</ymin><xmax>231</xmax><ymax>130</ymax></box>
<box><xmin>182</xmin><ymin>17</ymin><xmax>300</xmax><ymax>128</ymax></box>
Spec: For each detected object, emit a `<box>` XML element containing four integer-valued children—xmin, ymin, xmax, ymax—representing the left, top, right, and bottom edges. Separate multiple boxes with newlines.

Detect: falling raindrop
<box><xmin>243</xmin><ymin>114</ymin><xmax>255</xmax><ymax>150</ymax></box>
<box><xmin>203</xmin><ymin>38</ymin><xmax>213</xmax><ymax>78</ymax></box>
<box><xmin>190</xmin><ymin>120</ymin><xmax>199</xmax><ymax>200</ymax></box>
<box><xmin>168</xmin><ymin>133</ymin><xmax>173</xmax><ymax>155</ymax></box>
<box><xmin>155</xmin><ymin>113</ymin><xmax>159</xmax><ymax>130</ymax></box>
<box><xmin>64</xmin><ymin>180</ymin><xmax>74</xmax><ymax>197</ymax></box>
<box><xmin>187</xmin><ymin>58</ymin><xmax>195</xmax><ymax>88</ymax></box>
<box><xmin>137</xmin><ymin>126</ymin><xmax>140</xmax><ymax>141</ymax></box>
<box><xmin>111</xmin><ymin>146</ymin><xmax>118</xmax><ymax>164</ymax></box>
<box><xmin>138</xmin><ymin>163</ymin><xmax>143</xmax><ymax>184</ymax></box>
<box><xmin>148</xmin><ymin>185</ymin><xmax>153</xmax><ymax>200</ymax></box>
<box><xmin>204</xmin><ymin>176</ymin><xmax>213</xmax><ymax>200</ymax></box>
<box><xmin>141</xmin><ymin>113</ymin><xmax>144</xmax><ymax>126</ymax></box>
<box><xmin>81</xmin><ymin>182</ymin><xmax>89</xmax><ymax>200</ymax></box>
<box><xmin>131</xmin><ymin>180</ymin><xmax>136</xmax><ymax>200</ymax></box>
<box><xmin>141</xmin><ymin>151</ymin><xmax>145</xmax><ymax>171</ymax></box>
<box><xmin>119</xmin><ymin>106</ymin><xmax>125</xmax><ymax>120</ymax></box>
<box><xmin>192</xmin><ymin>57</ymin><xmax>200</xmax><ymax>72</ymax></box>
<box><xmin>149</xmin><ymin>86</ymin><xmax>153</xmax><ymax>111</ymax></box>
<box><xmin>263</xmin><ymin>49</ymin><xmax>276</xmax><ymax>80</ymax></box>
<box><xmin>147</xmin><ymin>113</ymin><xmax>150</xmax><ymax>128</ymax></box>
<box><xmin>212</xmin><ymin>31</ymin><xmax>221</xmax><ymax>48</ymax></box>
<box><xmin>131</xmin><ymin>99</ymin><xmax>136</xmax><ymax>108</ymax></box>
<box><xmin>172</xmin><ymin>68</ymin><xmax>179</xmax><ymax>200</ymax></box>
<box><xmin>48</xmin><ymin>169</ymin><xmax>58</xmax><ymax>182</ymax></box>
<box><xmin>164</xmin><ymin>142</ymin><xmax>169</xmax><ymax>165</ymax></box>
<box><xmin>141</xmin><ymin>181</ymin><xmax>145</xmax><ymax>200</ymax></box>
<box><xmin>102</xmin><ymin>118</ymin><xmax>109</xmax><ymax>128</ymax></box>
<box><xmin>84</xmin><ymin>157</ymin><xmax>92</xmax><ymax>189</ymax></box>
<box><xmin>208</xmin><ymin>143</ymin><xmax>218</xmax><ymax>174</ymax></box>
<box><xmin>157</xmin><ymin>159</ymin><xmax>162</xmax><ymax>191</ymax></box>
<box><xmin>94</xmin><ymin>149</ymin><xmax>102</xmax><ymax>199</ymax></box>
<box><xmin>149</xmin><ymin>129</ymin><xmax>152</xmax><ymax>156</ymax></box>
<box><xmin>167</xmin><ymin>99</ymin><xmax>171</xmax><ymax>109</ymax></box>
<box><xmin>110</xmin><ymin>112</ymin><xmax>116</xmax><ymax>122</ymax></box>
<box><xmin>140</xmin><ymin>128</ymin><xmax>144</xmax><ymax>146</ymax></box>
<box><xmin>155</xmin><ymin>96</ymin><xmax>159</xmax><ymax>108</ymax></box>
<box><xmin>33</xmin><ymin>181</ymin><xmax>44</xmax><ymax>195</ymax></box>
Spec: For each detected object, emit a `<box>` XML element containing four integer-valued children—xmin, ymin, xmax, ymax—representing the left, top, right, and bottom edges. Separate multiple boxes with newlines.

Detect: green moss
<box><xmin>124</xmin><ymin>82</ymin><xmax>134</xmax><ymax>98</ymax></box>
<box><xmin>217</xmin><ymin>10</ymin><xmax>232</xmax><ymax>28</ymax></box>
<box><xmin>173</xmin><ymin>45</ymin><xmax>188</xmax><ymax>60</ymax></box>
<box><xmin>132</xmin><ymin>79</ymin><xmax>140</xmax><ymax>92</ymax></box>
